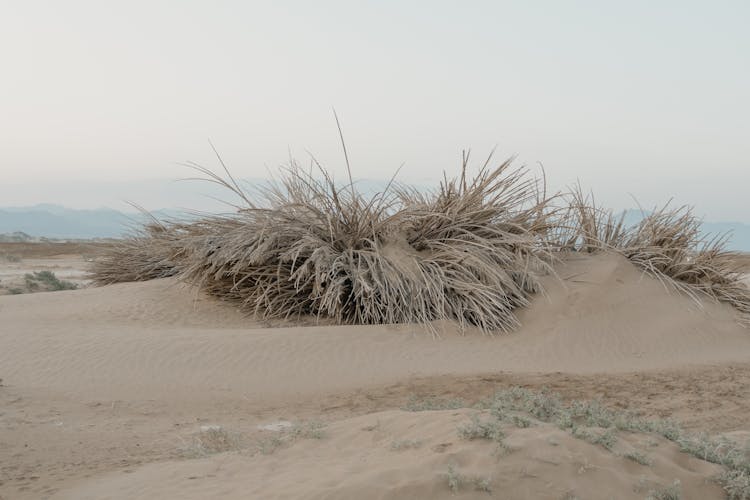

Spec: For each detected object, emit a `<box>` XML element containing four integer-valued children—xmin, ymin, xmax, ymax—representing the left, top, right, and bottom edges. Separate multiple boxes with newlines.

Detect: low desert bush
<box><xmin>93</xmin><ymin>154</ymin><xmax>554</xmax><ymax>333</ymax></box>
<box><xmin>457</xmin><ymin>414</ymin><xmax>505</xmax><ymax>442</ymax></box>
<box><xmin>402</xmin><ymin>395</ymin><xmax>466</xmax><ymax>412</ymax></box>
<box><xmin>186</xmin><ymin>426</ymin><xmax>242</xmax><ymax>457</ymax></box>
<box><xmin>646</xmin><ymin>480</ymin><xmax>682</xmax><ymax>500</ymax></box>
<box><xmin>24</xmin><ymin>271</ymin><xmax>77</xmax><ymax>291</ymax></box>
<box><xmin>444</xmin><ymin>464</ymin><xmax>492</xmax><ymax>494</ymax></box>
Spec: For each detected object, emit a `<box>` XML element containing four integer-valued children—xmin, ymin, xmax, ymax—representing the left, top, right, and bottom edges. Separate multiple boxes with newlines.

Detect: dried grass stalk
<box><xmin>90</xmin><ymin>222</ymin><xmax>187</xmax><ymax>285</ymax></box>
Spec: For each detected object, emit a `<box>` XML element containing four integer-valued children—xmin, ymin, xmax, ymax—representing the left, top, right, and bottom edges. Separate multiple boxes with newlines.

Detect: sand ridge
<box><xmin>51</xmin><ymin>409</ymin><xmax>725</xmax><ymax>500</ymax></box>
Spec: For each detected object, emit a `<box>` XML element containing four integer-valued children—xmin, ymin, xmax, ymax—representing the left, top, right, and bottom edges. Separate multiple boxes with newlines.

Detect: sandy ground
<box><xmin>1</xmin><ymin>248</ymin><xmax>749</xmax><ymax>499</ymax></box>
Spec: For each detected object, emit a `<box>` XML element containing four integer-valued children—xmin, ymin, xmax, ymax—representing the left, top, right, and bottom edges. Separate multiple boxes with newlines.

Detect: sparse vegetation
<box><xmin>510</xmin><ymin>414</ymin><xmax>532</xmax><ymax>428</ymax></box>
<box><xmin>440</xmin><ymin>386</ymin><xmax>750</xmax><ymax>498</ymax></box>
<box><xmin>720</xmin><ymin>469</ymin><xmax>750</xmax><ymax>500</ymax></box>
<box><xmin>187</xmin><ymin>426</ymin><xmax>242</xmax><ymax>457</ymax></box>
<box><xmin>0</xmin><ymin>270</ymin><xmax>78</xmax><ymax>295</ymax></box>
<box><xmin>646</xmin><ymin>479</ymin><xmax>682</xmax><ymax>500</ymax></box>
<box><xmin>457</xmin><ymin>414</ymin><xmax>504</xmax><ymax>442</ymax></box>
<box><xmin>401</xmin><ymin>395</ymin><xmax>466</xmax><ymax>412</ymax></box>
<box><xmin>24</xmin><ymin>271</ymin><xmax>78</xmax><ymax>291</ymax></box>
<box><xmin>571</xmin><ymin>426</ymin><xmax>617</xmax><ymax>451</ymax></box>
<box><xmin>444</xmin><ymin>464</ymin><xmax>492</xmax><ymax>494</ymax></box>
<box><xmin>253</xmin><ymin>420</ymin><xmax>329</xmax><ymax>455</ymax></box>
<box><xmin>624</xmin><ymin>450</ymin><xmax>653</xmax><ymax>466</ymax></box>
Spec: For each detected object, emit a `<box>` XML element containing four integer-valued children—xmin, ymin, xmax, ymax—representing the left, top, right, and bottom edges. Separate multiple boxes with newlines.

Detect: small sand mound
<box><xmin>50</xmin><ymin>409</ymin><xmax>725</xmax><ymax>500</ymax></box>
<box><xmin>0</xmin><ymin>277</ymin><xmax>249</xmax><ymax>328</ymax></box>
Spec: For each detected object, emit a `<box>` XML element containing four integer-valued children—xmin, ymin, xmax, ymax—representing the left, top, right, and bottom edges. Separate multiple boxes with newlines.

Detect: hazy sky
<box><xmin>2</xmin><ymin>1</ymin><xmax>749</xmax><ymax>220</ymax></box>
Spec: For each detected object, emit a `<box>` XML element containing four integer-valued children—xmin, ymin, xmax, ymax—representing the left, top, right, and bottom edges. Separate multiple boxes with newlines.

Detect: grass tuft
<box><xmin>444</xmin><ymin>464</ymin><xmax>492</xmax><ymax>494</ymax></box>
<box><xmin>646</xmin><ymin>479</ymin><xmax>682</xmax><ymax>500</ymax></box>
<box><xmin>402</xmin><ymin>395</ymin><xmax>466</xmax><ymax>412</ymax></box>
<box><xmin>624</xmin><ymin>450</ymin><xmax>653</xmax><ymax>466</ymax></box>
<box><xmin>457</xmin><ymin>414</ymin><xmax>504</xmax><ymax>442</ymax></box>
<box><xmin>187</xmin><ymin>426</ymin><xmax>241</xmax><ymax>457</ymax></box>
<box><xmin>23</xmin><ymin>271</ymin><xmax>78</xmax><ymax>292</ymax></box>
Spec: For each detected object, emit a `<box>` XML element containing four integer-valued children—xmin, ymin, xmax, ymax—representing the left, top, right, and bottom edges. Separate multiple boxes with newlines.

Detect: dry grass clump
<box><xmin>90</xmin><ymin>221</ymin><xmax>188</xmax><ymax>285</ymax></box>
<box><xmin>93</xmin><ymin>155</ymin><xmax>553</xmax><ymax>333</ymax></box>
<box><xmin>184</xmin><ymin>426</ymin><xmax>242</xmax><ymax>457</ymax></box>
<box><xmin>90</xmin><ymin>144</ymin><xmax>749</xmax><ymax>329</ymax></box>
<box><xmin>560</xmin><ymin>185</ymin><xmax>750</xmax><ymax>324</ymax></box>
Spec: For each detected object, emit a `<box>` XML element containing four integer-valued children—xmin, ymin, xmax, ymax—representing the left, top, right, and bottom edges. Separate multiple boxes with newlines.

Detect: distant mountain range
<box><xmin>1</xmin><ymin>204</ymin><xmax>749</xmax><ymax>250</ymax></box>
<box><xmin>0</xmin><ymin>204</ymin><xmax>191</xmax><ymax>240</ymax></box>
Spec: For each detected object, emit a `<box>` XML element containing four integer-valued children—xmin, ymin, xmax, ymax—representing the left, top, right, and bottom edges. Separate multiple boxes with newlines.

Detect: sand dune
<box><xmin>1</xmin><ymin>252</ymin><xmax>749</xmax><ymax>498</ymax></box>
<box><xmin>1</xmin><ymin>253</ymin><xmax>747</xmax><ymax>404</ymax></box>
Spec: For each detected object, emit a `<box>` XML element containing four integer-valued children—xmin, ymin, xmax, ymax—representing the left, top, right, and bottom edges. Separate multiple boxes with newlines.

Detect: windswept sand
<box><xmin>1</xmin><ymin>251</ymin><xmax>749</xmax><ymax>499</ymax></box>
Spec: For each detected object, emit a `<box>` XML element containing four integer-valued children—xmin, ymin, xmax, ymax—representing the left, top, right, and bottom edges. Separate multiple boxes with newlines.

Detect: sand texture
<box><xmin>1</xmin><ymin>251</ymin><xmax>749</xmax><ymax>499</ymax></box>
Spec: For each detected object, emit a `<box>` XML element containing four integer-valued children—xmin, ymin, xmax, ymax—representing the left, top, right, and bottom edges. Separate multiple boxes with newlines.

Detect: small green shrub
<box><xmin>24</xmin><ymin>271</ymin><xmax>78</xmax><ymax>291</ymax></box>
<box><xmin>402</xmin><ymin>395</ymin><xmax>466</xmax><ymax>412</ymax></box>
<box><xmin>624</xmin><ymin>450</ymin><xmax>653</xmax><ymax>466</ymax></box>
<box><xmin>457</xmin><ymin>414</ymin><xmax>504</xmax><ymax>442</ymax></box>
<box><xmin>720</xmin><ymin>469</ymin><xmax>750</xmax><ymax>500</ymax></box>
<box><xmin>444</xmin><ymin>464</ymin><xmax>492</xmax><ymax>494</ymax></box>
<box><xmin>646</xmin><ymin>479</ymin><xmax>682</xmax><ymax>500</ymax></box>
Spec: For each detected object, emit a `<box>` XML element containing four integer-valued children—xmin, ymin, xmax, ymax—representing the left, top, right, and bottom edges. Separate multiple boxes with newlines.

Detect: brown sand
<box><xmin>1</xmin><ymin>251</ymin><xmax>749</xmax><ymax>499</ymax></box>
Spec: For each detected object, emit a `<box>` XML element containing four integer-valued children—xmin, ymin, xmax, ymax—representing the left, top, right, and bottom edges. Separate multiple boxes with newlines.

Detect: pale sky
<box><xmin>1</xmin><ymin>1</ymin><xmax>748</xmax><ymax>221</ymax></box>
